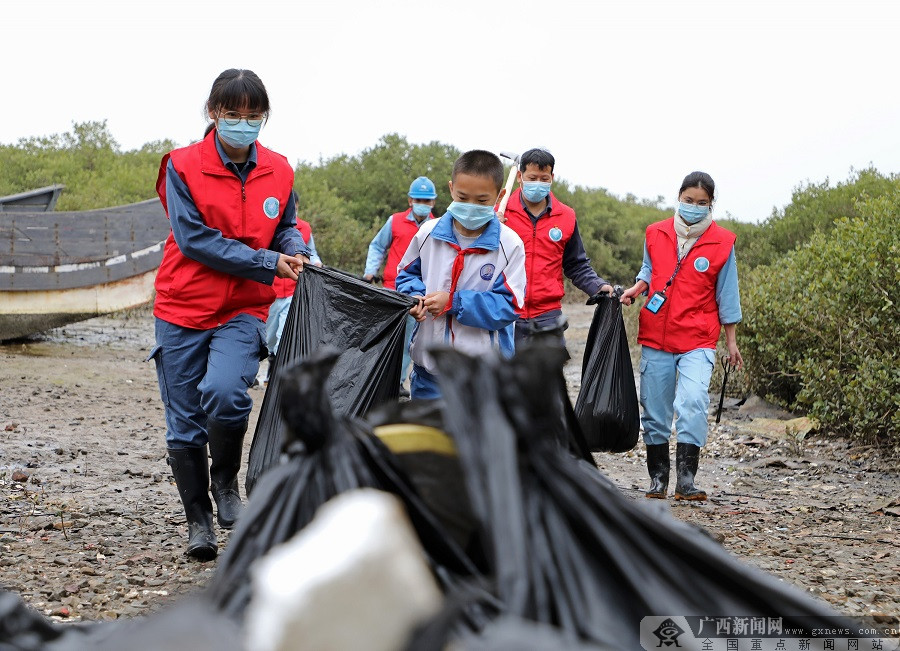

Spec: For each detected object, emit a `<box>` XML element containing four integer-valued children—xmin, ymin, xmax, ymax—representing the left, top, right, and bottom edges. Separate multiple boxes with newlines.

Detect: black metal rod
<box><xmin>715</xmin><ymin>358</ymin><xmax>733</xmax><ymax>424</ymax></box>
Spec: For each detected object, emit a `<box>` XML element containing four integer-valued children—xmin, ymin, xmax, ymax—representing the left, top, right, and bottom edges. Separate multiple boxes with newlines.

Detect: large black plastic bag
<box><xmin>366</xmin><ymin>400</ymin><xmax>480</xmax><ymax>552</ymax></box>
<box><xmin>574</xmin><ymin>295</ymin><xmax>640</xmax><ymax>452</ymax></box>
<box><xmin>431</xmin><ymin>344</ymin><xmax>848</xmax><ymax>648</ymax></box>
<box><xmin>206</xmin><ymin>349</ymin><xmax>483</xmax><ymax>620</ymax></box>
<box><xmin>0</xmin><ymin>589</ymin><xmax>241</xmax><ymax>651</ymax></box>
<box><xmin>246</xmin><ymin>265</ymin><xmax>416</xmax><ymax>494</ymax></box>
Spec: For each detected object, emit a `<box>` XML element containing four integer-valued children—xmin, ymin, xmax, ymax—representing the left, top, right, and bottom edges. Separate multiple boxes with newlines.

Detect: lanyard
<box><xmin>660</xmin><ymin>257</ymin><xmax>683</xmax><ymax>296</ymax></box>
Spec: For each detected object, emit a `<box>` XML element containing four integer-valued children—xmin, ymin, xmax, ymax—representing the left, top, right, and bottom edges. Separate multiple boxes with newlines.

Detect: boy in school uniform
<box><xmin>396</xmin><ymin>150</ymin><xmax>527</xmax><ymax>399</ymax></box>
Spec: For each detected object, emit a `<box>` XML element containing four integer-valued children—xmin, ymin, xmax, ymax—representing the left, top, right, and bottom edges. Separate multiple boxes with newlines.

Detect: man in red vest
<box><xmin>502</xmin><ymin>148</ymin><xmax>611</xmax><ymax>345</ymax></box>
<box><xmin>363</xmin><ymin>176</ymin><xmax>437</xmax><ymax>394</ymax></box>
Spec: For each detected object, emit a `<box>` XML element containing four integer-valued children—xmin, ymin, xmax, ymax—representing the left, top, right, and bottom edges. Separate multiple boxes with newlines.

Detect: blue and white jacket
<box><xmin>396</xmin><ymin>213</ymin><xmax>527</xmax><ymax>374</ymax></box>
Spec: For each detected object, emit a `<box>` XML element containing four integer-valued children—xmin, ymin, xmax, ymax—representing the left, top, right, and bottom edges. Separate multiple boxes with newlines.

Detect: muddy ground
<box><xmin>0</xmin><ymin>302</ymin><xmax>897</xmax><ymax>626</ymax></box>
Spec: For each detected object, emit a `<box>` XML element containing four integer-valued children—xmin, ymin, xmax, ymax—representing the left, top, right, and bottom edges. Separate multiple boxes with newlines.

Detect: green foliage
<box><xmin>739</xmin><ymin>168</ymin><xmax>899</xmax><ymax>269</ymax></box>
<box><xmin>0</xmin><ymin>121</ymin><xmax>166</xmax><ymax>210</ymax></box>
<box><xmin>556</xmin><ymin>183</ymin><xmax>669</xmax><ymax>284</ymax></box>
<box><xmin>292</xmin><ymin>134</ymin><xmax>460</xmax><ymax>273</ymax></box>
<box><xmin>294</xmin><ymin>181</ymin><xmax>371</xmax><ymax>272</ymax></box>
<box><xmin>740</xmin><ymin>192</ymin><xmax>900</xmax><ymax>448</ymax></box>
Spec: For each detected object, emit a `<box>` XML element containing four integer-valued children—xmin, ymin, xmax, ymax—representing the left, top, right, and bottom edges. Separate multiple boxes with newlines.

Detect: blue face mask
<box><xmin>447</xmin><ymin>201</ymin><xmax>496</xmax><ymax>231</ymax></box>
<box><xmin>522</xmin><ymin>181</ymin><xmax>551</xmax><ymax>203</ymax></box>
<box><xmin>217</xmin><ymin>119</ymin><xmax>262</xmax><ymax>149</ymax></box>
<box><xmin>411</xmin><ymin>203</ymin><xmax>432</xmax><ymax>218</ymax></box>
<box><xmin>677</xmin><ymin>202</ymin><xmax>710</xmax><ymax>225</ymax></box>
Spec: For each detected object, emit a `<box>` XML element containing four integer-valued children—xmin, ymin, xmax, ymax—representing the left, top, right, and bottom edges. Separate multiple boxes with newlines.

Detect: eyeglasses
<box><xmin>219</xmin><ymin>110</ymin><xmax>266</xmax><ymax>127</ymax></box>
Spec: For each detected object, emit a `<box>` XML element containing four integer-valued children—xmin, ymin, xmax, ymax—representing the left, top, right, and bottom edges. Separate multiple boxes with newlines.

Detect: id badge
<box><xmin>644</xmin><ymin>291</ymin><xmax>667</xmax><ymax>314</ymax></box>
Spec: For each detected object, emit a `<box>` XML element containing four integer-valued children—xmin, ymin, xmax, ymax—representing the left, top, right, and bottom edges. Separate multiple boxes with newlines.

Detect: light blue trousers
<box><xmin>639</xmin><ymin>346</ymin><xmax>716</xmax><ymax>447</ymax></box>
<box><xmin>401</xmin><ymin>314</ymin><xmax>415</xmax><ymax>385</ymax></box>
<box><xmin>266</xmin><ymin>296</ymin><xmax>292</xmax><ymax>357</ymax></box>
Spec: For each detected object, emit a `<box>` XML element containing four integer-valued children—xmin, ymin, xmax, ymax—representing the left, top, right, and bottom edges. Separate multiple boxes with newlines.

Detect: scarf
<box><xmin>673</xmin><ymin>212</ymin><xmax>714</xmax><ymax>260</ymax></box>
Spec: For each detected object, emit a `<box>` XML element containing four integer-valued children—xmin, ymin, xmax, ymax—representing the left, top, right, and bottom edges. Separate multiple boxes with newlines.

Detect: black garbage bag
<box><xmin>206</xmin><ymin>348</ymin><xmax>485</xmax><ymax>621</ymax></box>
<box><xmin>0</xmin><ymin>589</ymin><xmax>75</xmax><ymax>650</ymax></box>
<box><xmin>573</xmin><ymin>295</ymin><xmax>639</xmax><ymax>452</ymax></box>
<box><xmin>404</xmin><ymin>582</ymin><xmax>615</xmax><ymax>651</ymax></box>
<box><xmin>246</xmin><ymin>265</ymin><xmax>416</xmax><ymax>494</ymax></box>
<box><xmin>0</xmin><ymin>590</ymin><xmax>240</xmax><ymax>651</ymax></box>
<box><xmin>431</xmin><ymin>343</ymin><xmax>850</xmax><ymax>648</ymax></box>
<box><xmin>366</xmin><ymin>400</ymin><xmax>482</xmax><ymax>560</ymax></box>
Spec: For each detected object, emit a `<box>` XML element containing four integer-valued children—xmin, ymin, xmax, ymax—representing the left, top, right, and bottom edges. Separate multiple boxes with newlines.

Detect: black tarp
<box><xmin>245</xmin><ymin>265</ymin><xmax>416</xmax><ymax>494</ymax></box>
<box><xmin>207</xmin><ymin>349</ymin><xmax>485</xmax><ymax>621</ymax></box>
<box><xmin>573</xmin><ymin>295</ymin><xmax>640</xmax><ymax>452</ymax></box>
<box><xmin>430</xmin><ymin>343</ymin><xmax>851</xmax><ymax>648</ymax></box>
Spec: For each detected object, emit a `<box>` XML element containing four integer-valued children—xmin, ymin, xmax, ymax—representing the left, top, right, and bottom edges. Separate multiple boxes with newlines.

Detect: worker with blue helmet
<box><xmin>364</xmin><ymin>176</ymin><xmax>439</xmax><ymax>395</ymax></box>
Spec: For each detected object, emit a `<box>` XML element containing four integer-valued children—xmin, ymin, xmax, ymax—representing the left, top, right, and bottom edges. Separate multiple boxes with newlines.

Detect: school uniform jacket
<box><xmin>638</xmin><ymin>218</ymin><xmax>737</xmax><ymax>353</ymax></box>
<box><xmin>395</xmin><ymin>214</ymin><xmax>527</xmax><ymax>374</ymax></box>
<box><xmin>154</xmin><ymin>131</ymin><xmax>306</xmax><ymax>329</ymax></box>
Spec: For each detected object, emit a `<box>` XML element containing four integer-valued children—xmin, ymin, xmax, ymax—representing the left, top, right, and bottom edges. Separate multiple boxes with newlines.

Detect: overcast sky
<box><xmin>4</xmin><ymin>0</ymin><xmax>899</xmax><ymax>222</ymax></box>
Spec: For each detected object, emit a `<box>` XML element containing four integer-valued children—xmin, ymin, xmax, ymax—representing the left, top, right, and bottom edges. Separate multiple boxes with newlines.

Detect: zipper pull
<box><xmin>242</xmin><ymin>185</ymin><xmax>246</xmax><ymax>202</ymax></box>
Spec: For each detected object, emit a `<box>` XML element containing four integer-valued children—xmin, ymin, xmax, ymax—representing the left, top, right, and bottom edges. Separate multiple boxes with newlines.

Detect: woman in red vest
<box><xmin>149</xmin><ymin>69</ymin><xmax>310</xmax><ymax>560</ymax></box>
<box><xmin>620</xmin><ymin>172</ymin><xmax>743</xmax><ymax>502</ymax></box>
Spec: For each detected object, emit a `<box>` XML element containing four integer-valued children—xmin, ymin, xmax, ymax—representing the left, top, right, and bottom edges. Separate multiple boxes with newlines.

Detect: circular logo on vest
<box><xmin>548</xmin><ymin>227</ymin><xmax>563</xmax><ymax>242</ymax></box>
<box><xmin>479</xmin><ymin>263</ymin><xmax>496</xmax><ymax>281</ymax></box>
<box><xmin>694</xmin><ymin>256</ymin><xmax>710</xmax><ymax>272</ymax></box>
<box><xmin>263</xmin><ymin>197</ymin><xmax>280</xmax><ymax>219</ymax></box>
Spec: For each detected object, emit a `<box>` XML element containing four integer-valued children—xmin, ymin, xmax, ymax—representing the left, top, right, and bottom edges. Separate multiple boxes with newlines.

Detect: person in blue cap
<box><xmin>364</xmin><ymin>176</ymin><xmax>438</xmax><ymax>394</ymax></box>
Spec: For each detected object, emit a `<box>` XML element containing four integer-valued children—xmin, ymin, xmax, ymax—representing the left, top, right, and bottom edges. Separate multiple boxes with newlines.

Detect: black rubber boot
<box><xmin>674</xmin><ymin>442</ymin><xmax>708</xmax><ymax>501</ymax></box>
<box><xmin>207</xmin><ymin>419</ymin><xmax>247</xmax><ymax>529</ymax></box>
<box><xmin>645</xmin><ymin>443</ymin><xmax>670</xmax><ymax>499</ymax></box>
<box><xmin>167</xmin><ymin>447</ymin><xmax>217</xmax><ymax>561</ymax></box>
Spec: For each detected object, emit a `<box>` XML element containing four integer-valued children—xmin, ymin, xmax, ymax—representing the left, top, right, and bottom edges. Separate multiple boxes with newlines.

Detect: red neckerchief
<box><xmin>440</xmin><ymin>242</ymin><xmax>489</xmax><ymax>315</ymax></box>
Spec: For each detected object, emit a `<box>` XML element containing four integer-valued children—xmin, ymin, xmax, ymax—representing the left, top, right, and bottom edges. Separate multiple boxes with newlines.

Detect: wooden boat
<box><xmin>0</xmin><ymin>198</ymin><xmax>170</xmax><ymax>341</ymax></box>
<box><xmin>0</xmin><ymin>185</ymin><xmax>65</xmax><ymax>213</ymax></box>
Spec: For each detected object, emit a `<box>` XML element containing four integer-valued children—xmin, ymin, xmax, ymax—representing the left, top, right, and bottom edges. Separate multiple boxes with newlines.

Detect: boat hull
<box><xmin>0</xmin><ymin>269</ymin><xmax>158</xmax><ymax>341</ymax></box>
<box><xmin>0</xmin><ymin>185</ymin><xmax>65</xmax><ymax>213</ymax></box>
<box><xmin>0</xmin><ymin>198</ymin><xmax>170</xmax><ymax>340</ymax></box>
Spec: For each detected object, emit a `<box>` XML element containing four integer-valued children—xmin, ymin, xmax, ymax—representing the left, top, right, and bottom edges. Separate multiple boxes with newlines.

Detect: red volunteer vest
<box><xmin>272</xmin><ymin>219</ymin><xmax>312</xmax><ymax>299</ymax></box>
<box><xmin>154</xmin><ymin>131</ymin><xmax>295</xmax><ymax>329</ymax></box>
<box><xmin>383</xmin><ymin>209</ymin><xmax>433</xmax><ymax>289</ymax></box>
<box><xmin>503</xmin><ymin>189</ymin><xmax>577</xmax><ymax>318</ymax></box>
<box><xmin>637</xmin><ymin>218</ymin><xmax>737</xmax><ymax>353</ymax></box>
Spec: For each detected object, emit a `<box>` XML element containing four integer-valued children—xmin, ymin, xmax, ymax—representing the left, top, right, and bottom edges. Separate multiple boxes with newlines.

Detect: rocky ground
<box><xmin>0</xmin><ymin>303</ymin><xmax>897</xmax><ymax>627</ymax></box>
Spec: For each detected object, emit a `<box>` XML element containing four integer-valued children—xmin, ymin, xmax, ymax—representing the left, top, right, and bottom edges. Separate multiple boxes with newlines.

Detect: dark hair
<box><xmin>203</xmin><ymin>69</ymin><xmax>270</xmax><ymax>137</ymax></box>
<box><xmin>519</xmin><ymin>148</ymin><xmax>555</xmax><ymax>173</ymax></box>
<box><xmin>452</xmin><ymin>150</ymin><xmax>504</xmax><ymax>193</ymax></box>
<box><xmin>679</xmin><ymin>171</ymin><xmax>715</xmax><ymax>202</ymax></box>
